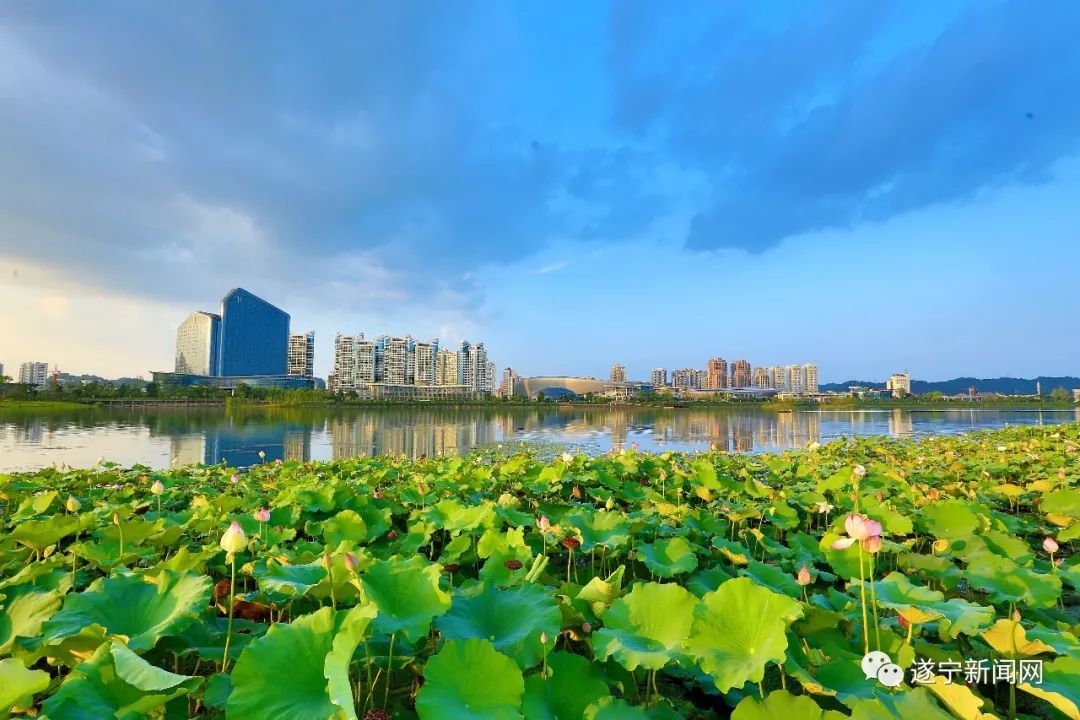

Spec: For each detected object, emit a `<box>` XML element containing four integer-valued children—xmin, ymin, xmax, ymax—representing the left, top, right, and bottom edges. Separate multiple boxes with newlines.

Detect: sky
<box><xmin>2</xmin><ymin>1</ymin><xmax>1079</xmax><ymax>384</ymax></box>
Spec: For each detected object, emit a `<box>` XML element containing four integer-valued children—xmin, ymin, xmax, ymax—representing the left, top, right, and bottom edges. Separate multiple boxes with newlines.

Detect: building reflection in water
<box><xmin>164</xmin><ymin>412</ymin><xmax>312</xmax><ymax>467</ymax></box>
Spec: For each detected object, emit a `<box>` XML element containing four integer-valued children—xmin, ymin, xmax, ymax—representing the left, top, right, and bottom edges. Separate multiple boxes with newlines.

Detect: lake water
<box><xmin>1</xmin><ymin>405</ymin><xmax>1077</xmax><ymax>472</ymax></box>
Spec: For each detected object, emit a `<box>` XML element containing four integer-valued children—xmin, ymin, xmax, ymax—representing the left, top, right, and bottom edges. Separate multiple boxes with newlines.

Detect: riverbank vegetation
<box><xmin>1</xmin><ymin>424</ymin><xmax>1078</xmax><ymax>718</ymax></box>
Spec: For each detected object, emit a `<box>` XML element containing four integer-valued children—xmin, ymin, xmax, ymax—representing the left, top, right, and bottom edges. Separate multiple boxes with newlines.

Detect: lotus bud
<box><xmin>537</xmin><ymin>515</ymin><xmax>550</xmax><ymax>532</ymax></box>
<box><xmin>605</xmin><ymin>498</ymin><xmax>614</xmax><ymax>510</ymax></box>
<box><xmin>540</xmin><ymin>632</ymin><xmax>548</xmax><ymax>645</ymax></box>
<box><xmin>1058</xmin><ymin>468</ymin><xmax>1066</xmax><ymax>479</ymax></box>
<box><xmin>796</xmin><ymin>565</ymin><xmax>812</xmax><ymax>586</ymax></box>
<box><xmin>66</xmin><ymin>495</ymin><xmax>81</xmax><ymax>513</ymax></box>
<box><xmin>581</xmin><ymin>622</ymin><xmax>592</xmax><ymax>633</ymax></box>
<box><xmin>387</xmin><ymin>530</ymin><xmax>398</xmax><ymax>540</ymax></box>
<box><xmin>322</xmin><ymin>553</ymin><xmax>332</xmax><ymax>569</ymax></box>
<box><xmin>1043</xmin><ymin>537</ymin><xmax>1059</xmax><ymax>554</ymax></box>
<box><xmin>150</xmin><ymin>479</ymin><xmax>165</xmax><ymax>496</ymax></box>
<box><xmin>258</xmin><ymin>450</ymin><xmax>266</xmax><ymax>460</ymax></box>
<box><xmin>631</xmin><ymin>442</ymin><xmax>639</xmax><ymax>451</ymax></box>
<box><xmin>997</xmin><ymin>445</ymin><xmax>1007</xmax><ymax>452</ymax></box>
<box><xmin>112</xmin><ymin>512</ymin><xmax>121</xmax><ymax>526</ymax></box>
<box><xmin>254</xmin><ymin>507</ymin><xmax>271</xmax><ymax>523</ymax></box>
<box><xmin>852</xmin><ymin>464</ymin><xmax>866</xmax><ymax>480</ymax></box>
<box><xmin>417</xmin><ymin>482</ymin><xmax>427</xmax><ymax>494</ymax></box>
<box><xmin>95</xmin><ymin>456</ymin><xmax>104</xmax><ymax>467</ymax></box>
<box><xmin>220</xmin><ymin>521</ymin><xmax>248</xmax><ymax>555</ymax></box>
<box><xmin>230</xmin><ymin>473</ymin><xmax>239</xmax><ymax>485</ymax></box>
<box><xmin>343</xmin><ymin>553</ymin><xmax>359</xmax><ymax>573</ymax></box>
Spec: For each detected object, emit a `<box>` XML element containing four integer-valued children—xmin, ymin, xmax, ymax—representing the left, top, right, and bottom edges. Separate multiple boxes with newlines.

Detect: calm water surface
<box><xmin>1</xmin><ymin>405</ymin><xmax>1078</xmax><ymax>472</ymax></box>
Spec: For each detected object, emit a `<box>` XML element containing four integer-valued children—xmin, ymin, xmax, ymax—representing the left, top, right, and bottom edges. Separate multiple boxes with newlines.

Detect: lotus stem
<box><xmin>857</xmin><ymin>543</ymin><xmax>869</xmax><ymax>656</ymax></box>
<box><xmin>222</xmin><ymin>557</ymin><xmax>237</xmax><ymax>672</ymax></box>
<box><xmin>868</xmin><ymin>553</ymin><xmax>881</xmax><ymax>650</ymax></box>
<box><xmin>383</xmin><ymin>632</ymin><xmax>396</xmax><ymax>710</ymax></box>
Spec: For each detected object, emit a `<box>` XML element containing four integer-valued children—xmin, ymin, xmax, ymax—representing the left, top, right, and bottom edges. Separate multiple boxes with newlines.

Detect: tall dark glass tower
<box><xmin>216</xmin><ymin>288</ymin><xmax>289</xmax><ymax>376</ymax></box>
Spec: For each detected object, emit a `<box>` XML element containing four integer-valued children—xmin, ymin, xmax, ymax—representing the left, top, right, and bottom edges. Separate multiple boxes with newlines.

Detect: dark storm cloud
<box><xmin>607</xmin><ymin>1</ymin><xmax>1080</xmax><ymax>253</ymax></box>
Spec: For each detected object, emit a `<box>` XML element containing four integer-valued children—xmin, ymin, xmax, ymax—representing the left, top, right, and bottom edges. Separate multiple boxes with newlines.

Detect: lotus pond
<box><xmin>1</xmin><ymin>424</ymin><xmax>1079</xmax><ymax>720</ymax></box>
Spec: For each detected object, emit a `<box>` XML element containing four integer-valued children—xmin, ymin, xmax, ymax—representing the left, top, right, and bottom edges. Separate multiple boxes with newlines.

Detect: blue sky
<box><xmin>1</xmin><ymin>1</ymin><xmax>1079</xmax><ymax>382</ymax></box>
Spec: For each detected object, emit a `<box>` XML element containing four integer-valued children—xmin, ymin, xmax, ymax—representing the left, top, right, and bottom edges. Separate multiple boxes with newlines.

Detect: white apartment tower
<box><xmin>288</xmin><ymin>331</ymin><xmax>315</xmax><ymax>379</ymax></box>
<box><xmin>175</xmin><ymin>311</ymin><xmax>220</xmax><ymax>375</ymax></box>
<box><xmin>484</xmin><ymin>361</ymin><xmax>497</xmax><ymax>393</ymax></box>
<box><xmin>651</xmin><ymin>368</ymin><xmax>667</xmax><ymax>388</ymax></box>
<box><xmin>458</xmin><ymin>341</ymin><xmax>488</xmax><ymax>392</ymax></box>
<box><xmin>802</xmin><ymin>364</ymin><xmax>819</xmax><ymax>393</ymax></box>
<box><xmin>18</xmin><ymin>362</ymin><xmax>49</xmax><ymax>389</ymax></box>
<box><xmin>435</xmin><ymin>348</ymin><xmax>459</xmax><ymax>386</ymax></box>
<box><xmin>610</xmin><ymin>364</ymin><xmax>627</xmax><ymax>383</ymax></box>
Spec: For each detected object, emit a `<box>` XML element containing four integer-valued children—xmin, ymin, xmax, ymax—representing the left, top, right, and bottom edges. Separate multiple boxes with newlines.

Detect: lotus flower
<box><xmin>1043</xmin><ymin>537</ymin><xmax>1059</xmax><ymax>554</ymax></box>
<box><xmin>258</xmin><ymin>450</ymin><xmax>266</xmax><ymax>460</ymax></box>
<box><xmin>253</xmin><ymin>507</ymin><xmax>271</xmax><ymax>523</ymax></box>
<box><xmin>561</xmin><ymin>537</ymin><xmax>581</xmax><ymax>550</ymax></box>
<box><xmin>537</xmin><ymin>515</ymin><xmax>551</xmax><ymax>532</ymax></box>
<box><xmin>343</xmin><ymin>553</ymin><xmax>359</xmax><ymax>572</ymax></box>
<box><xmin>796</xmin><ymin>565</ymin><xmax>812</xmax><ymax>586</ymax></box>
<box><xmin>66</xmin><ymin>495</ymin><xmax>81</xmax><ymax>513</ymax></box>
<box><xmin>230</xmin><ymin>474</ymin><xmax>239</xmax><ymax>485</ymax></box>
<box><xmin>863</xmin><ymin>535</ymin><xmax>883</xmax><ymax>554</ymax></box>
<box><xmin>561</xmin><ymin>452</ymin><xmax>574</xmax><ymax>464</ymax></box>
<box><xmin>150</xmin><ymin>479</ymin><xmax>165</xmax><ymax>496</ymax></box>
<box><xmin>996</xmin><ymin>445</ymin><xmax>1007</xmax><ymax>452</ymax></box>
<box><xmin>831</xmin><ymin>513</ymin><xmax>882</xmax><ymax>549</ymax></box>
<box><xmin>814</xmin><ymin>501</ymin><xmax>834</xmax><ymax>514</ymax></box>
<box><xmin>220</xmin><ymin>521</ymin><xmax>248</xmax><ymax>554</ymax></box>
<box><xmin>852</xmin><ymin>464</ymin><xmax>867</xmax><ymax>479</ymax></box>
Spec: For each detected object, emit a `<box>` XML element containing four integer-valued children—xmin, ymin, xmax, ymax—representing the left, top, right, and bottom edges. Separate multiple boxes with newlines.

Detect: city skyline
<box><xmin>2</xmin><ymin>3</ymin><xmax>1079</xmax><ymax>381</ymax></box>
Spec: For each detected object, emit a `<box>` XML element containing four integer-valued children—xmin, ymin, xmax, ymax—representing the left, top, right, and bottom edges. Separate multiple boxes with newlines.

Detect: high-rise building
<box><xmin>610</xmin><ymin>364</ymin><xmax>627</xmax><ymax>383</ymax></box>
<box><xmin>785</xmin><ymin>364</ymin><xmax>803</xmax><ymax>393</ymax></box>
<box><xmin>484</xmin><ymin>361</ymin><xmax>497</xmax><ymax>393</ymax></box>
<box><xmin>706</xmin><ymin>358</ymin><xmax>728</xmax><ymax>389</ymax></box>
<box><xmin>19</xmin><ymin>362</ymin><xmax>49</xmax><ymax>389</ymax></box>
<box><xmin>413</xmin><ymin>340</ymin><xmax>438</xmax><ymax>386</ymax></box>
<box><xmin>217</xmin><ymin>288</ymin><xmax>290</xmax><ymax>376</ymax></box>
<box><xmin>377</xmin><ymin>335</ymin><xmax>409</xmax><ymax>385</ymax></box>
<box><xmin>887</xmin><ymin>372</ymin><xmax>911</xmax><ymax>398</ymax></box>
<box><xmin>769</xmin><ymin>365</ymin><xmax>785</xmax><ymax>390</ymax></box>
<box><xmin>287</xmin><ymin>332</ymin><xmax>315</xmax><ymax>379</ymax></box>
<box><xmin>175</xmin><ymin>311</ymin><xmax>220</xmax><ymax>375</ymax></box>
<box><xmin>671</xmin><ymin>368</ymin><xmax>702</xmax><ymax>390</ymax></box>
<box><xmin>802</xmin><ymin>364</ymin><xmax>819</xmax><ymax>393</ymax></box>
<box><xmin>651</xmin><ymin>368</ymin><xmax>667</xmax><ymax>388</ymax></box>
<box><xmin>331</xmin><ymin>333</ymin><xmax>376</xmax><ymax>393</ymax></box>
<box><xmin>500</xmin><ymin>367</ymin><xmax>518</xmax><ymax>397</ymax></box>
<box><xmin>459</xmin><ymin>341</ymin><xmax>487</xmax><ymax>392</ymax></box>
<box><xmin>436</xmin><ymin>348</ymin><xmax>459</xmax><ymax>386</ymax></box>
<box><xmin>752</xmin><ymin>367</ymin><xmax>768</xmax><ymax>388</ymax></box>
<box><xmin>730</xmin><ymin>360</ymin><xmax>751</xmax><ymax>388</ymax></box>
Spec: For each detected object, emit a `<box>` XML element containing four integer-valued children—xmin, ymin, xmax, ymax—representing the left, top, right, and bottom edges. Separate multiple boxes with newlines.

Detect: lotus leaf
<box><xmin>41</xmin><ymin>641</ymin><xmax>200</xmax><ymax>719</ymax></box>
<box><xmin>416</xmin><ymin>639</ymin><xmax>524</xmax><ymax>720</ymax></box>
<box><xmin>0</xmin><ymin>657</ymin><xmax>50</xmax><ymax>719</ymax></box>
<box><xmin>257</xmin><ymin>559</ymin><xmax>329</xmax><ymax>597</ymax></box>
<box><xmin>687</xmin><ymin>577</ymin><xmax>803</xmax><ymax>693</ymax></box>
<box><xmin>738</xmin><ymin>560</ymin><xmax>801</xmax><ymax>598</ymax></box>
<box><xmin>1019</xmin><ymin>656</ymin><xmax>1080</xmax><ymax>720</ymax></box>
<box><xmin>919</xmin><ymin>500</ymin><xmax>980</xmax><ymax>539</ymax></box>
<box><xmin>980</xmin><ymin>618</ymin><xmax>1056</xmax><ymax>658</ymax></box>
<box><xmin>362</xmin><ymin>555</ymin><xmax>451</xmax><ymax>640</ymax></box>
<box><xmin>583</xmin><ymin>697</ymin><xmax>648</xmax><ymax>720</ymax></box>
<box><xmin>42</xmin><ymin>570</ymin><xmax>210</xmax><ymax>651</ymax></box>
<box><xmin>228</xmin><ymin>607</ymin><xmax>359</xmax><ymax>720</ymax></box>
<box><xmin>636</xmin><ymin>537</ymin><xmax>698</xmax><ymax>577</ymax></box>
<box><xmin>593</xmin><ymin>582</ymin><xmax>697</xmax><ymax>671</ymax></box>
<box><xmin>963</xmin><ymin>554</ymin><xmax>1061</xmax><ymax>608</ymax></box>
<box><xmin>849</xmin><ymin>687</ymin><xmax>953</xmax><ymax>719</ymax></box>
<box><xmin>522</xmin><ymin>651</ymin><xmax>611</xmax><ymax>720</ymax></box>
<box><xmin>923</xmin><ymin>676</ymin><xmax>998</xmax><ymax>720</ymax></box>
<box><xmin>0</xmin><ymin>583</ymin><xmax>62</xmax><ymax>656</ymax></box>
<box><xmin>437</xmin><ymin>581</ymin><xmax>560</xmax><ymax>669</ymax></box>
<box><xmin>11</xmin><ymin>516</ymin><xmax>78</xmax><ymax>554</ymax></box>
<box><xmin>732</xmin><ymin>690</ymin><xmax>846</xmax><ymax>720</ymax></box>
<box><xmin>321</xmin><ymin>509</ymin><xmax>367</xmax><ymax>547</ymax></box>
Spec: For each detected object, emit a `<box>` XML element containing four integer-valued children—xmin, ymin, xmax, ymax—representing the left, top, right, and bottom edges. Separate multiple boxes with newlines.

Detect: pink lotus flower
<box><xmin>343</xmin><ymin>553</ymin><xmax>359</xmax><ymax>572</ymax></box>
<box><xmin>220</xmin><ymin>521</ymin><xmax>248</xmax><ymax>554</ymax></box>
<box><xmin>831</xmin><ymin>513</ymin><xmax>882</xmax><ymax>550</ymax></box>
<box><xmin>863</xmin><ymin>535</ymin><xmax>883</xmax><ymax>554</ymax></box>
<box><xmin>537</xmin><ymin>515</ymin><xmax>551</xmax><ymax>532</ymax></box>
<box><xmin>852</xmin><ymin>464</ymin><xmax>867</xmax><ymax>479</ymax></box>
<box><xmin>1043</xmin><ymin>537</ymin><xmax>1059</xmax><ymax>554</ymax></box>
<box><xmin>230</xmin><ymin>474</ymin><xmax>239</xmax><ymax>485</ymax></box>
<box><xmin>253</xmin><ymin>507</ymin><xmax>271</xmax><ymax>523</ymax></box>
<box><xmin>796</xmin><ymin>566</ymin><xmax>812</xmax><ymax>586</ymax></box>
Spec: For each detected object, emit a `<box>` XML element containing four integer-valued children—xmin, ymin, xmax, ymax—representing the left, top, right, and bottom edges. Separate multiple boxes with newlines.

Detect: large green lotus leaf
<box><xmin>228</xmin><ymin>607</ymin><xmax>352</xmax><ymax>720</ymax></box>
<box><xmin>577</xmin><ymin>566</ymin><xmax>626</xmax><ymax>616</ymax></box>
<box><xmin>849</xmin><ymin>687</ymin><xmax>953</xmax><ymax>720</ymax></box>
<box><xmin>321</xmin><ymin>510</ymin><xmax>367</xmax><ymax>547</ymax></box>
<box><xmin>522</xmin><ymin>651</ymin><xmax>610</xmax><ymax>720</ymax></box>
<box><xmin>593</xmin><ymin>582</ymin><xmax>697</xmax><ymax>671</ymax></box>
<box><xmin>582</xmin><ymin>697</ymin><xmax>648</xmax><ymax>720</ymax></box>
<box><xmin>326</xmin><ymin>604</ymin><xmax>379</xmax><ymax>720</ymax></box>
<box><xmin>426</xmin><ymin>499</ymin><xmax>498</xmax><ymax>533</ymax></box>
<box><xmin>437</xmin><ymin>582</ymin><xmax>560</xmax><ymax>669</ymax></box>
<box><xmin>1041</xmin><ymin>489</ymin><xmax>1080</xmax><ymax>518</ymax></box>
<box><xmin>572</xmin><ymin>510</ymin><xmax>631</xmax><ymax>552</ymax></box>
<box><xmin>41</xmin><ymin>641</ymin><xmax>199</xmax><ymax>720</ymax></box>
<box><xmin>1025</xmin><ymin>624</ymin><xmax>1080</xmax><ymax>656</ymax></box>
<box><xmin>860</xmin><ymin>496</ymin><xmax>913</xmax><ymax>536</ymax></box>
<box><xmin>635</xmin><ymin>537</ymin><xmax>698</xmax><ymax>578</ymax></box>
<box><xmin>1019</xmin><ymin>656</ymin><xmax>1080</xmax><ymax>720</ymax></box>
<box><xmin>919</xmin><ymin>500</ymin><xmax>981</xmax><ymax>539</ymax></box>
<box><xmin>686</xmin><ymin>565</ymin><xmax>733</xmax><ymax>597</ymax></box>
<box><xmin>0</xmin><ymin>657</ymin><xmax>50</xmax><ymax>718</ymax></box>
<box><xmin>732</xmin><ymin>690</ymin><xmax>846</xmax><ymax>720</ymax></box>
<box><xmin>934</xmin><ymin>597</ymin><xmax>996</xmax><ymax>640</ymax></box>
<box><xmin>981</xmin><ymin>529</ymin><xmax>1033</xmax><ymax>564</ymax></box>
<box><xmin>0</xmin><ymin>583</ymin><xmax>62</xmax><ymax>656</ymax></box>
<box><xmin>416</xmin><ymin>639</ymin><xmax>524</xmax><ymax>720</ymax></box>
<box><xmin>687</xmin><ymin>577</ymin><xmax>803</xmax><ymax>693</ymax></box>
<box><xmin>819</xmin><ymin>530</ymin><xmax>863</xmax><ymax>581</ymax></box>
<box><xmin>478</xmin><ymin>527</ymin><xmax>534</xmax><ymax>585</ymax></box>
<box><xmin>980</xmin><ymin>619</ymin><xmax>1056</xmax><ymax>658</ymax></box>
<box><xmin>10</xmin><ymin>515</ymin><xmax>78</xmax><ymax>553</ymax></box>
<box><xmin>871</xmin><ymin>571</ymin><xmax>945</xmax><ymax>615</ymax></box>
<box><xmin>738</xmin><ymin>560</ymin><xmax>801</xmax><ymax>598</ymax></box>
<box><xmin>964</xmin><ymin>554</ymin><xmax>1061</xmax><ymax>608</ymax></box>
<box><xmin>42</xmin><ymin>570</ymin><xmax>211</xmax><ymax>651</ymax></box>
<box><xmin>362</xmin><ymin>555</ymin><xmax>451</xmax><ymax>640</ymax></box>
<box><xmin>257</xmin><ymin>559</ymin><xmax>328</xmax><ymax>597</ymax></box>
<box><xmin>101</xmin><ymin>517</ymin><xmax>168</xmax><ymax>546</ymax></box>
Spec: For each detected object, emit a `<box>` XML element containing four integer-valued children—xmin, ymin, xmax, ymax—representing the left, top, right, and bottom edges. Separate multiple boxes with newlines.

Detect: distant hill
<box><xmin>820</xmin><ymin>377</ymin><xmax>1080</xmax><ymax>395</ymax></box>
